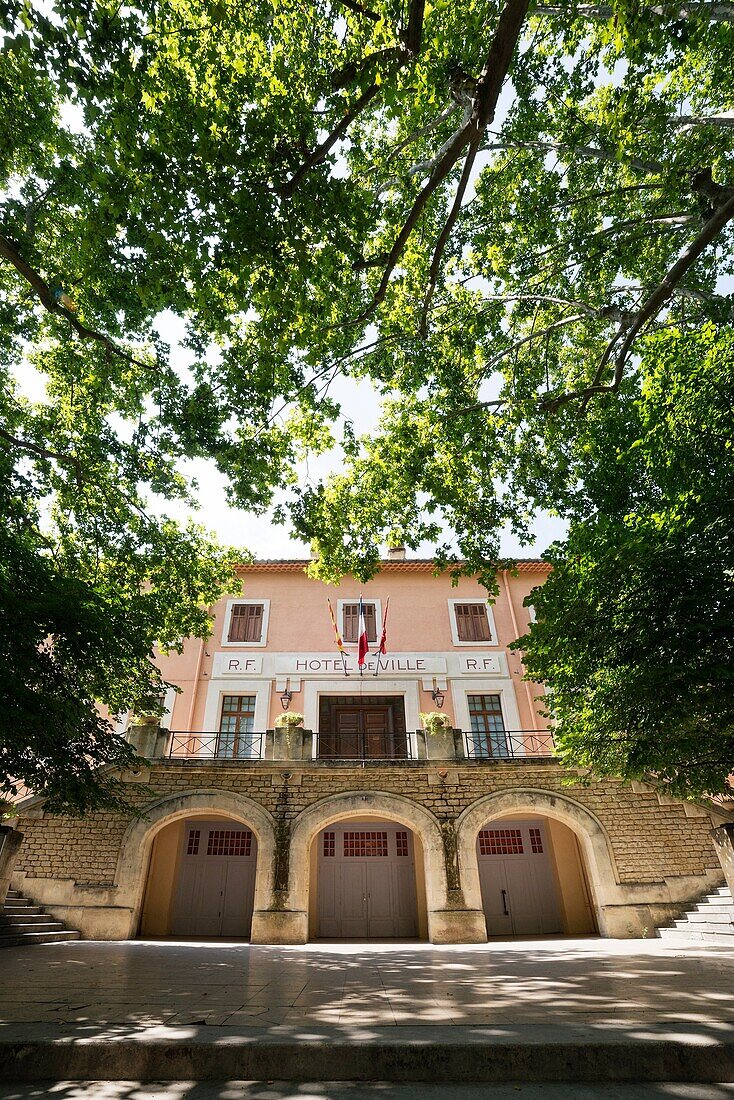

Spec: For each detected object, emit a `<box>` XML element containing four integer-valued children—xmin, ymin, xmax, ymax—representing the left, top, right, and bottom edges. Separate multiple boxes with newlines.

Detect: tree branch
<box><xmin>353</xmin><ymin>0</ymin><xmax>531</xmax><ymax>323</ymax></box>
<box><xmin>331</xmin><ymin>46</ymin><xmax>406</xmax><ymax>90</ymax></box>
<box><xmin>0</xmin><ymin>428</ymin><xmax>84</xmax><ymax>487</ymax></box>
<box><xmin>543</xmin><ymin>189</ymin><xmax>734</xmax><ymax>412</ymax></box>
<box><xmin>278</xmin><ymin>79</ymin><xmax>391</xmax><ymax>199</ymax></box>
<box><xmin>481</xmin><ymin>137</ymin><xmax>663</xmax><ymax>175</ymax></box>
<box><xmin>420</xmin><ymin>140</ymin><xmax>480</xmax><ymax>332</ymax></box>
<box><xmin>337</xmin><ymin>0</ymin><xmax>380</xmax><ymax>21</ymax></box>
<box><xmin>402</xmin><ymin>0</ymin><xmax>426</xmax><ymax>53</ymax></box>
<box><xmin>672</xmin><ymin>112</ymin><xmax>734</xmax><ymax>129</ymax></box>
<box><xmin>534</xmin><ymin>3</ymin><xmax>734</xmax><ymax>20</ymax></box>
<box><xmin>483</xmin><ymin>312</ymin><xmax>592</xmax><ymax>372</ymax></box>
<box><xmin>0</xmin><ymin>233</ymin><xmax>154</xmax><ymax>372</ymax></box>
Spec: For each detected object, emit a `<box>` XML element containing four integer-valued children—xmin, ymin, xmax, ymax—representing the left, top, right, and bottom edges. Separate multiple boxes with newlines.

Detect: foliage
<box><xmin>514</xmin><ymin>327</ymin><xmax>734</xmax><ymax>799</ymax></box>
<box><xmin>274</xmin><ymin>711</ymin><xmax>305</xmax><ymax>728</ymax></box>
<box><xmin>419</xmin><ymin>711</ymin><xmax>454</xmax><ymax>734</ymax></box>
<box><xmin>2</xmin><ymin>1</ymin><xmax>734</xmax><ymax>801</ymax></box>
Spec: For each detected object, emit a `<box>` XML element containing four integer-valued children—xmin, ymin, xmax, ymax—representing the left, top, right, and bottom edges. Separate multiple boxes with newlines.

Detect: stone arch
<box><xmin>457</xmin><ymin>788</ymin><xmax>620</xmax><ymax>936</ymax></box>
<box><xmin>286</xmin><ymin>790</ymin><xmax>468</xmax><ymax>944</ymax></box>
<box><xmin>115</xmin><ymin>788</ymin><xmax>276</xmax><ymax>939</ymax></box>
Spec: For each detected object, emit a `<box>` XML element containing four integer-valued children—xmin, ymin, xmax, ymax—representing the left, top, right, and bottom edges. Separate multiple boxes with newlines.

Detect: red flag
<box><xmin>377</xmin><ymin>597</ymin><xmax>390</xmax><ymax>655</ymax></box>
<box><xmin>357</xmin><ymin>596</ymin><xmax>369</xmax><ymax>668</ymax></box>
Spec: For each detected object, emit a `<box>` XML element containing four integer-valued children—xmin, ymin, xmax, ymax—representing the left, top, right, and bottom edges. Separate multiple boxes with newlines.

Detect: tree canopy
<box><xmin>2</xmin><ymin>0</ymin><xmax>733</xmax><ymax>804</ymax></box>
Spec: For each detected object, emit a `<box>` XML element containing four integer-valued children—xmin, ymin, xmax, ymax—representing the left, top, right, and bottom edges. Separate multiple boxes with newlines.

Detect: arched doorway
<box><xmin>139</xmin><ymin>815</ymin><xmax>258</xmax><ymax>939</ymax></box>
<box><xmin>312</xmin><ymin>817</ymin><xmax>424</xmax><ymax>939</ymax></box>
<box><xmin>475</xmin><ymin>814</ymin><xmax>596</xmax><ymax>937</ymax></box>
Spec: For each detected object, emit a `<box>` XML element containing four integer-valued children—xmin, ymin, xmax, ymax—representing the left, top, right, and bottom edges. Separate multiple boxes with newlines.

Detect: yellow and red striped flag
<box><xmin>327</xmin><ymin>599</ymin><xmax>346</xmax><ymax>653</ymax></box>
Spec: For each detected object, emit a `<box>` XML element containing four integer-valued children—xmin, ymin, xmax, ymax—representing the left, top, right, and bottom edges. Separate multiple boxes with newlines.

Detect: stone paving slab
<box><xmin>3</xmin><ymin>1084</ymin><xmax>734</xmax><ymax>1099</ymax></box>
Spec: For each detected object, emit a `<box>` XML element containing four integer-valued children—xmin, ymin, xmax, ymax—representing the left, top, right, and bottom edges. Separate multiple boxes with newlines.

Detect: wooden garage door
<box><xmin>477</xmin><ymin>820</ymin><xmax>562</xmax><ymax>936</ymax></box>
<box><xmin>317</xmin><ymin>822</ymin><xmax>418</xmax><ymax>938</ymax></box>
<box><xmin>171</xmin><ymin>821</ymin><xmax>257</xmax><ymax>938</ymax></box>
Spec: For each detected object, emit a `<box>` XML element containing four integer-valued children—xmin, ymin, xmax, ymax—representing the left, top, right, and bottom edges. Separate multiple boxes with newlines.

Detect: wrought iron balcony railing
<box><xmin>163</xmin><ymin>728</ymin><xmax>554</xmax><ymax>763</ymax></box>
<box><xmin>463</xmin><ymin>729</ymin><xmax>555</xmax><ymax>760</ymax></box>
<box><xmin>315</xmin><ymin>732</ymin><xmax>415</xmax><ymax>761</ymax></box>
<box><xmin>168</xmin><ymin>731</ymin><xmax>266</xmax><ymax>760</ymax></box>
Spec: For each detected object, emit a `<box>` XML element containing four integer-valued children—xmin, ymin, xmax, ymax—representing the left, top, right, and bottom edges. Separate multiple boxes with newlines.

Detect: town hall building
<box><xmin>6</xmin><ymin>554</ymin><xmax>732</xmax><ymax>944</ymax></box>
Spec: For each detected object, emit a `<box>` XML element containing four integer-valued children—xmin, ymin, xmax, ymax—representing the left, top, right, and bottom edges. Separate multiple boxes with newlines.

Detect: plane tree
<box><xmin>1</xmin><ymin>0</ymin><xmax>733</xmax><ymax>804</ymax></box>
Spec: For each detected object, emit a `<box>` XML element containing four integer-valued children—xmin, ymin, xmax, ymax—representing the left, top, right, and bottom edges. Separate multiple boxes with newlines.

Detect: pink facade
<box><xmin>156</xmin><ymin>558</ymin><xmax>549</xmax><ymax>745</ymax></box>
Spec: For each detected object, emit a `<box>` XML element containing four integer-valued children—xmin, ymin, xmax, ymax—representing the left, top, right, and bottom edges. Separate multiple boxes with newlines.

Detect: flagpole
<box><xmin>374</xmin><ymin>596</ymin><xmax>389</xmax><ymax>678</ymax></box>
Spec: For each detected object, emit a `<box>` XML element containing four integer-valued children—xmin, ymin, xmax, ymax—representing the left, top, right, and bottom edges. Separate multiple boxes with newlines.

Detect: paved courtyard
<box><xmin>2</xmin><ymin>936</ymin><xmax>734</xmax><ymax>1030</ymax></box>
<box><xmin>2</xmin><ymin>937</ymin><xmax>734</xmax><ymax>1093</ymax></box>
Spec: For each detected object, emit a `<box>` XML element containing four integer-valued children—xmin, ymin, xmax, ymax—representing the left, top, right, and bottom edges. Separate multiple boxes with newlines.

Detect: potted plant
<box><xmin>420</xmin><ymin>711</ymin><xmax>456</xmax><ymax>759</ymax></box>
<box><xmin>274</xmin><ymin>711</ymin><xmax>304</xmax><ymax>728</ymax></box>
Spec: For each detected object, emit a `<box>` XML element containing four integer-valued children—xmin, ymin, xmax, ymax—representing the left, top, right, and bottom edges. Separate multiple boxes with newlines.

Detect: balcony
<box><xmin>160</xmin><ymin>727</ymin><xmax>555</xmax><ymax>763</ymax></box>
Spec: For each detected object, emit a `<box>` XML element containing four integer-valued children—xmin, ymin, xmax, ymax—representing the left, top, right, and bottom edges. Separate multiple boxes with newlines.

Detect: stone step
<box><xmin>0</xmin><ymin>930</ymin><xmax>80</xmax><ymax>947</ymax></box>
<box><xmin>659</xmin><ymin>926</ymin><xmax>734</xmax><ymax>946</ymax></box>
<box><xmin>0</xmin><ymin>889</ymin><xmax>81</xmax><ymax>947</ymax></box>
<box><xmin>1</xmin><ymin>919</ymin><xmax>69</xmax><ymax>933</ymax></box>
<box><xmin>2</xmin><ymin>1023</ymin><xmax>734</xmax><ymax>1084</ymax></box>
<box><xmin>673</xmin><ymin>919</ymin><xmax>734</xmax><ymax>935</ymax></box>
<box><xmin>697</xmin><ymin>898</ymin><xmax>734</xmax><ymax>910</ymax></box>
<box><xmin>686</xmin><ymin>908</ymin><xmax>734</xmax><ymax>924</ymax></box>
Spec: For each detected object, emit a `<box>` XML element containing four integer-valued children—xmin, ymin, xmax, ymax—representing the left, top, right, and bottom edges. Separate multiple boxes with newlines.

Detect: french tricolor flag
<box><xmin>357</xmin><ymin>596</ymin><xmax>369</xmax><ymax>670</ymax></box>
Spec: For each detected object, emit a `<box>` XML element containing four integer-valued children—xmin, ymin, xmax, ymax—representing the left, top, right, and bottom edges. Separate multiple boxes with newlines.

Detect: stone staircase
<box><xmin>658</xmin><ymin>885</ymin><xmax>734</xmax><ymax>945</ymax></box>
<box><xmin>0</xmin><ymin>888</ymin><xmax>81</xmax><ymax>948</ymax></box>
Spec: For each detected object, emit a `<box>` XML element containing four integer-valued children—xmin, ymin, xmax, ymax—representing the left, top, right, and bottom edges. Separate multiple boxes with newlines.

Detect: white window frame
<box><xmin>447</xmin><ymin>599</ymin><xmax>497</xmax><ymax>647</ymax></box>
<box><xmin>337</xmin><ymin>598</ymin><xmax>382</xmax><ymax>645</ymax></box>
<box><xmin>221</xmin><ymin>598</ymin><xmax>270</xmax><ymax>647</ymax></box>
<box><xmin>202</xmin><ymin>681</ymin><xmax>272</xmax><ymax>748</ymax></box>
<box><xmin>451</xmin><ymin>680</ymin><xmax>523</xmax><ymax>758</ymax></box>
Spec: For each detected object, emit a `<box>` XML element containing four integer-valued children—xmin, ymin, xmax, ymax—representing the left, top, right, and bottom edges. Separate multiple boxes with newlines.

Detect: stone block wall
<box><xmin>9</xmin><ymin>758</ymin><xmax>729</xmax><ymax>942</ymax></box>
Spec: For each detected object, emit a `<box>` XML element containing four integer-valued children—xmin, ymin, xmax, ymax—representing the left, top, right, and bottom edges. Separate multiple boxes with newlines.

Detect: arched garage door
<box><xmin>317</xmin><ymin>821</ymin><xmax>418</xmax><ymax>938</ymax></box>
<box><xmin>477</xmin><ymin>818</ymin><xmax>562</xmax><ymax>936</ymax></box>
<box><xmin>171</xmin><ymin>819</ymin><xmax>257</xmax><ymax>938</ymax></box>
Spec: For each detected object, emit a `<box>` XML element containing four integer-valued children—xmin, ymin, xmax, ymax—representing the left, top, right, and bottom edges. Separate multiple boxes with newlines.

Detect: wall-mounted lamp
<box><xmin>280</xmin><ymin>682</ymin><xmax>293</xmax><ymax>710</ymax></box>
<box><xmin>431</xmin><ymin>678</ymin><xmax>445</xmax><ymax>709</ymax></box>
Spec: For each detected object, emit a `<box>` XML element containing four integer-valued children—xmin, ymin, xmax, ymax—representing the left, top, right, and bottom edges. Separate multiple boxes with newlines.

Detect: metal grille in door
<box><xmin>479</xmin><ymin>828</ymin><xmax>524</xmax><ymax>855</ymax></box>
<box><xmin>343</xmin><ymin>831</ymin><xmax>389</xmax><ymax>857</ymax></box>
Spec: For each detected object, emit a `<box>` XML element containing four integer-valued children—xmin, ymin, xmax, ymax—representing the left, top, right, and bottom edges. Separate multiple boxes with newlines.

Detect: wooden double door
<box><xmin>318</xmin><ymin>696</ymin><xmax>408</xmax><ymax>759</ymax></box>
<box><xmin>171</xmin><ymin>820</ymin><xmax>257</xmax><ymax>939</ymax></box>
<box><xmin>317</xmin><ymin>822</ymin><xmax>418</xmax><ymax>938</ymax></box>
<box><xmin>477</xmin><ymin>819</ymin><xmax>562</xmax><ymax>937</ymax></box>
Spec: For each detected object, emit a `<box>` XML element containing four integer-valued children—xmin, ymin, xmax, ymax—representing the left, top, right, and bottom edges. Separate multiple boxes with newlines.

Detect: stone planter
<box><xmin>126</xmin><ymin>718</ymin><xmax>169</xmax><ymax>759</ymax></box>
<box><xmin>272</xmin><ymin>725</ymin><xmax>312</xmax><ymax>761</ymax></box>
<box><xmin>425</xmin><ymin>726</ymin><xmax>461</xmax><ymax>760</ymax></box>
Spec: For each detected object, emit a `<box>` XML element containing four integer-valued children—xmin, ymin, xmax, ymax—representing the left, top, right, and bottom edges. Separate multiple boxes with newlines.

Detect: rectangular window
<box><xmin>479</xmin><ymin>828</ymin><xmax>523</xmax><ymax>856</ymax></box>
<box><xmin>227</xmin><ymin>603</ymin><xmax>264</xmax><ymax>643</ymax></box>
<box><xmin>468</xmin><ymin>693</ymin><xmax>507</xmax><ymax>758</ymax></box>
<box><xmin>342</xmin><ymin>602</ymin><xmax>377</xmax><ymax>643</ymax></box>
<box><xmin>206</xmin><ymin>829</ymin><xmax>252</xmax><ymax>857</ymax></box>
<box><xmin>218</xmin><ymin>695</ymin><xmax>257</xmax><ymax>758</ymax></box>
<box><xmin>186</xmin><ymin>829</ymin><xmax>201</xmax><ymax>856</ymax></box>
<box><xmin>529</xmin><ymin>827</ymin><xmax>543</xmax><ymax>854</ymax></box>
<box><xmin>395</xmin><ymin>831</ymin><xmax>409</xmax><ymax>857</ymax></box>
<box><xmin>455</xmin><ymin>603</ymin><xmax>492</xmax><ymax>642</ymax></box>
<box><xmin>343</xmin><ymin>830</ymin><xmax>388</xmax><ymax>857</ymax></box>
<box><xmin>323</xmin><ymin>831</ymin><xmax>335</xmax><ymax>857</ymax></box>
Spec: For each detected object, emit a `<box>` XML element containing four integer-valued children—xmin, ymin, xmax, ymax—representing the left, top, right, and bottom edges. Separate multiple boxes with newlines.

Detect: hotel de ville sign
<box><xmin>212</xmin><ymin>652</ymin><xmax>502</xmax><ymax>678</ymax></box>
